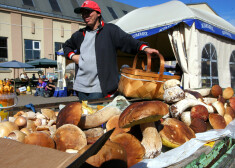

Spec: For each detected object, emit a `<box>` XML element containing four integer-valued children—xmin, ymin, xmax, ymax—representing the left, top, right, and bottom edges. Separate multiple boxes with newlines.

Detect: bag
<box><xmin>118</xmin><ymin>52</ymin><xmax>180</xmax><ymax>100</ymax></box>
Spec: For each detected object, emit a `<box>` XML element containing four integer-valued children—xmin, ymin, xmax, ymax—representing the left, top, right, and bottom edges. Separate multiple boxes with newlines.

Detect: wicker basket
<box><xmin>118</xmin><ymin>52</ymin><xmax>180</xmax><ymax>100</ymax></box>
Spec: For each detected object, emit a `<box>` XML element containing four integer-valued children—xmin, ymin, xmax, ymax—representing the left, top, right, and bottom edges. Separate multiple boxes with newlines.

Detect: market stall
<box><xmin>112</xmin><ymin>1</ymin><xmax>235</xmax><ymax>89</ymax></box>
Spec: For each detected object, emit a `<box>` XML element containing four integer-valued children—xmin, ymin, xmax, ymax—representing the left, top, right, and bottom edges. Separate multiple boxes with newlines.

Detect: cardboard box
<box><xmin>0</xmin><ymin>138</ymin><xmax>79</xmax><ymax>168</ymax></box>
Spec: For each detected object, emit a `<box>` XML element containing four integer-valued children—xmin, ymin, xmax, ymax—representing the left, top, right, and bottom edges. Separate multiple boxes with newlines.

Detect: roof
<box><xmin>114</xmin><ymin>1</ymin><xmax>235</xmax><ymax>40</ymax></box>
<box><xmin>0</xmin><ymin>0</ymin><xmax>136</xmax><ymax>22</ymax></box>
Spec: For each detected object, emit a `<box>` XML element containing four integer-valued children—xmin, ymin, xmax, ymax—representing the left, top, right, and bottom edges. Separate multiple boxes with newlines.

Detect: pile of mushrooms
<box><xmin>0</xmin><ymin>82</ymin><xmax>234</xmax><ymax>168</ymax></box>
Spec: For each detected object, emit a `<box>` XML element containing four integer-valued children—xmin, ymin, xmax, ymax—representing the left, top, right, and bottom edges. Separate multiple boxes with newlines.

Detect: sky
<box><xmin>114</xmin><ymin>0</ymin><xmax>235</xmax><ymax>27</ymax></box>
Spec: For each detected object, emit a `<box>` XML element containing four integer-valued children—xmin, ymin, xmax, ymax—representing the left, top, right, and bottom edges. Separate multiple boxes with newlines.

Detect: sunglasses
<box><xmin>81</xmin><ymin>9</ymin><xmax>95</xmax><ymax>16</ymax></box>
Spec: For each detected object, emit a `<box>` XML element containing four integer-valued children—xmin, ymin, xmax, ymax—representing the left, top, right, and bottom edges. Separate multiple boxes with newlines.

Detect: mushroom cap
<box><xmin>0</xmin><ymin>121</ymin><xmax>19</xmax><ymax>133</ymax></box>
<box><xmin>20</xmin><ymin>127</ymin><xmax>31</xmax><ymax>135</ymax></box>
<box><xmin>111</xmin><ymin>133</ymin><xmax>145</xmax><ymax>168</ymax></box>
<box><xmin>223</xmin><ymin>87</ymin><xmax>234</xmax><ymax>100</ymax></box>
<box><xmin>190</xmin><ymin>118</ymin><xmax>207</xmax><ymax>133</ymax></box>
<box><xmin>163</xmin><ymin>79</ymin><xmax>181</xmax><ymax>90</ymax></box>
<box><xmin>190</xmin><ymin>105</ymin><xmax>209</xmax><ymax>121</ymax></box>
<box><xmin>163</xmin><ymin>86</ymin><xmax>185</xmax><ymax>103</ymax></box>
<box><xmin>209</xmin><ymin>113</ymin><xmax>226</xmax><ymax>129</ymax></box>
<box><xmin>211</xmin><ymin>85</ymin><xmax>222</xmax><ymax>98</ymax></box>
<box><xmin>106</xmin><ymin>115</ymin><xmax>130</xmax><ymax>140</ymax></box>
<box><xmin>54</xmin><ymin>124</ymin><xmax>87</xmax><ymax>152</ymax></box>
<box><xmin>0</xmin><ymin>125</ymin><xmax>11</xmax><ymax>137</ymax></box>
<box><xmin>24</xmin><ymin>131</ymin><xmax>55</xmax><ymax>148</ymax></box>
<box><xmin>159</xmin><ymin>118</ymin><xmax>195</xmax><ymax>148</ymax></box>
<box><xmin>224</xmin><ymin>106</ymin><xmax>235</xmax><ymax>125</ymax></box>
<box><xmin>119</xmin><ymin>101</ymin><xmax>169</xmax><ymax>128</ymax></box>
<box><xmin>13</xmin><ymin>111</ymin><xmax>25</xmax><ymax>118</ymax></box>
<box><xmin>229</xmin><ymin>97</ymin><xmax>235</xmax><ymax>111</ymax></box>
<box><xmin>7</xmin><ymin>130</ymin><xmax>26</xmax><ymax>142</ymax></box>
<box><xmin>14</xmin><ymin>116</ymin><xmax>27</xmax><ymax>127</ymax></box>
<box><xmin>84</xmin><ymin>127</ymin><xmax>104</xmax><ymax>144</ymax></box>
<box><xmin>78</xmin><ymin>140</ymin><xmax>127</xmax><ymax>167</ymax></box>
<box><xmin>56</xmin><ymin>102</ymin><xmax>82</xmax><ymax>128</ymax></box>
<box><xmin>26</xmin><ymin>120</ymin><xmax>36</xmax><ymax>132</ymax></box>
<box><xmin>41</xmin><ymin>108</ymin><xmax>56</xmax><ymax>120</ymax></box>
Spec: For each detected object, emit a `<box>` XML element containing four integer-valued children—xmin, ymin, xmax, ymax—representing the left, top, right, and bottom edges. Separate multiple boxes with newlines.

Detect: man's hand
<box><xmin>72</xmin><ymin>55</ymin><xmax>80</xmax><ymax>64</ymax></box>
<box><xmin>144</xmin><ymin>47</ymin><xmax>159</xmax><ymax>56</ymax></box>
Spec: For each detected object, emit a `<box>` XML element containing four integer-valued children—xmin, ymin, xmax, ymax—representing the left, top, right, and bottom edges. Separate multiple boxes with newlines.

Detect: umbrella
<box><xmin>26</xmin><ymin>58</ymin><xmax>57</xmax><ymax>68</ymax></box>
<box><xmin>27</xmin><ymin>58</ymin><xmax>57</xmax><ymax>75</ymax></box>
<box><xmin>0</xmin><ymin>60</ymin><xmax>35</xmax><ymax>91</ymax></box>
<box><xmin>0</xmin><ymin>60</ymin><xmax>35</xmax><ymax>78</ymax></box>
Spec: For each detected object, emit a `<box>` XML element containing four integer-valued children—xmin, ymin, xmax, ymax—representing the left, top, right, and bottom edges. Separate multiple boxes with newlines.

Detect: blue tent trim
<box><xmin>131</xmin><ymin>19</ymin><xmax>235</xmax><ymax>40</ymax></box>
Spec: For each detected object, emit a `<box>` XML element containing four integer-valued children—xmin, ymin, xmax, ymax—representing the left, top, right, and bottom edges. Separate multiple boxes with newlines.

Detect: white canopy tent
<box><xmin>114</xmin><ymin>1</ymin><xmax>235</xmax><ymax>89</ymax></box>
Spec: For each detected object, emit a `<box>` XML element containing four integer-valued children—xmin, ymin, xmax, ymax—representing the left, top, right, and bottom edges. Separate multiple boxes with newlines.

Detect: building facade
<box><xmin>0</xmin><ymin>0</ymin><xmax>136</xmax><ymax>79</ymax></box>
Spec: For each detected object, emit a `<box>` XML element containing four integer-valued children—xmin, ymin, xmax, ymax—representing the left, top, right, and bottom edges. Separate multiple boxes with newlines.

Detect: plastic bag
<box><xmin>131</xmin><ymin>119</ymin><xmax>235</xmax><ymax>168</ymax></box>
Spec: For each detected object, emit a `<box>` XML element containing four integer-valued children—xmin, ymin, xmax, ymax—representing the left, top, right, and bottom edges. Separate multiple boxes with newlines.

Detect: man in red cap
<box><xmin>63</xmin><ymin>0</ymin><xmax>159</xmax><ymax>101</ymax></box>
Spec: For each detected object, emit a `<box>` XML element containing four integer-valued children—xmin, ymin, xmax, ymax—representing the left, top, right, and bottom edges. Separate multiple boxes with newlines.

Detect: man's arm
<box><xmin>71</xmin><ymin>54</ymin><xmax>80</xmax><ymax>64</ymax></box>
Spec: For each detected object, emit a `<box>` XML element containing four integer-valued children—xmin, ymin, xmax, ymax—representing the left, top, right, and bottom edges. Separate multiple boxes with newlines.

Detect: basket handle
<box><xmin>132</xmin><ymin>51</ymin><xmax>165</xmax><ymax>75</ymax></box>
<box><xmin>132</xmin><ymin>51</ymin><xmax>165</xmax><ymax>98</ymax></box>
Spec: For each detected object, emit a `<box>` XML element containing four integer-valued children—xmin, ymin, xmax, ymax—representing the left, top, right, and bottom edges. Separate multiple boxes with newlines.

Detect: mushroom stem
<box><xmin>170</xmin><ymin>98</ymin><xmax>214</xmax><ymax>119</ymax></box>
<box><xmin>140</xmin><ymin>122</ymin><xmax>162</xmax><ymax>159</ymax></box>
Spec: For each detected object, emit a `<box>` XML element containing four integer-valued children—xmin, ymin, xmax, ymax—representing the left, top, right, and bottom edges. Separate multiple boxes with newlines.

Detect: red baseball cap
<box><xmin>74</xmin><ymin>0</ymin><xmax>101</xmax><ymax>14</ymax></box>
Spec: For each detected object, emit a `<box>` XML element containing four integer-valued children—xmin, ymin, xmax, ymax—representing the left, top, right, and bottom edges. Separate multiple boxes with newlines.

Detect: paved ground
<box><xmin>15</xmin><ymin>94</ymin><xmax>78</xmax><ymax>107</ymax></box>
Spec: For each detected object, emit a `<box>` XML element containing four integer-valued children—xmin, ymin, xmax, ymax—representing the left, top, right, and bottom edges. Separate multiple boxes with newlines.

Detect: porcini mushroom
<box><xmin>24</xmin><ymin>131</ymin><xmax>55</xmax><ymax>148</ymax></box>
<box><xmin>111</xmin><ymin>133</ymin><xmax>145</xmax><ymax>168</ymax></box>
<box><xmin>170</xmin><ymin>98</ymin><xmax>214</xmax><ymax>119</ymax></box>
<box><xmin>54</xmin><ymin>124</ymin><xmax>87</xmax><ymax>152</ymax></box>
<box><xmin>79</xmin><ymin>106</ymin><xmax>121</xmax><ymax>129</ymax></box>
<box><xmin>41</xmin><ymin>108</ymin><xmax>56</xmax><ymax>120</ymax></box>
<box><xmin>14</xmin><ymin>116</ymin><xmax>27</xmax><ymax>127</ymax></box>
<box><xmin>7</xmin><ymin>130</ymin><xmax>26</xmax><ymax>142</ymax></box>
<box><xmin>56</xmin><ymin>102</ymin><xmax>82</xmax><ymax>128</ymax></box>
<box><xmin>191</xmin><ymin>88</ymin><xmax>211</xmax><ymax>97</ymax></box>
<box><xmin>163</xmin><ymin>86</ymin><xmax>185</xmax><ymax>104</ymax></box>
<box><xmin>209</xmin><ymin>113</ymin><xmax>226</xmax><ymax>129</ymax></box>
<box><xmin>184</xmin><ymin>90</ymin><xmax>204</xmax><ymax>102</ymax></box>
<box><xmin>190</xmin><ymin>118</ymin><xmax>207</xmax><ymax>133</ymax></box>
<box><xmin>106</xmin><ymin>114</ymin><xmax>130</xmax><ymax>140</ymax></box>
<box><xmin>190</xmin><ymin>105</ymin><xmax>209</xmax><ymax>121</ymax></box>
<box><xmin>119</xmin><ymin>101</ymin><xmax>168</xmax><ymax>159</ymax></box>
<box><xmin>78</xmin><ymin>140</ymin><xmax>127</xmax><ymax>167</ymax></box>
<box><xmin>84</xmin><ymin>127</ymin><xmax>104</xmax><ymax>144</ymax></box>
<box><xmin>224</xmin><ymin>106</ymin><xmax>235</xmax><ymax>125</ymax></box>
<box><xmin>222</xmin><ymin>87</ymin><xmax>234</xmax><ymax>100</ymax></box>
<box><xmin>229</xmin><ymin>97</ymin><xmax>235</xmax><ymax>111</ymax></box>
<box><xmin>159</xmin><ymin>118</ymin><xmax>195</xmax><ymax>148</ymax></box>
<box><xmin>212</xmin><ymin>101</ymin><xmax>225</xmax><ymax>116</ymax></box>
<box><xmin>211</xmin><ymin>85</ymin><xmax>222</xmax><ymax>98</ymax></box>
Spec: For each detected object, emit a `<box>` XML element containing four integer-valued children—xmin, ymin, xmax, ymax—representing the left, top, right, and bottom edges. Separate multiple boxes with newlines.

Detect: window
<box><xmin>49</xmin><ymin>0</ymin><xmax>61</xmax><ymax>12</ymax></box>
<box><xmin>25</xmin><ymin>39</ymin><xmax>40</xmax><ymax>62</ymax></box>
<box><xmin>0</xmin><ymin>37</ymin><xmax>8</xmax><ymax>62</ymax></box>
<box><xmin>230</xmin><ymin>50</ymin><xmax>235</xmax><ymax>88</ymax></box>
<box><xmin>55</xmin><ymin>42</ymin><xmax>64</xmax><ymax>60</ymax></box>
<box><xmin>22</xmin><ymin>0</ymin><xmax>34</xmax><ymax>6</ymax></box>
<box><xmin>122</xmin><ymin>10</ymin><xmax>128</xmax><ymax>15</ymax></box>
<box><xmin>107</xmin><ymin>7</ymin><xmax>118</xmax><ymax>19</ymax></box>
<box><xmin>201</xmin><ymin>43</ymin><xmax>218</xmax><ymax>87</ymax></box>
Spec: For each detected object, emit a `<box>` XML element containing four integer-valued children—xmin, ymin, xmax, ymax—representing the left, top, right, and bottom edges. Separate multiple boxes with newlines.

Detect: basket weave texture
<box><xmin>118</xmin><ymin>52</ymin><xmax>180</xmax><ymax>100</ymax></box>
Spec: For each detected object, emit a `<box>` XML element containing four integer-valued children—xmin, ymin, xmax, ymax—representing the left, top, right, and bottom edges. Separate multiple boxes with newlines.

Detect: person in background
<box><xmin>63</xmin><ymin>0</ymin><xmax>159</xmax><ymax>101</ymax></box>
<box><xmin>31</xmin><ymin>74</ymin><xmax>36</xmax><ymax>80</ymax></box>
<box><xmin>34</xmin><ymin>78</ymin><xmax>47</xmax><ymax>97</ymax></box>
<box><xmin>44</xmin><ymin>78</ymin><xmax>55</xmax><ymax>97</ymax></box>
<box><xmin>24</xmin><ymin>73</ymin><xmax>29</xmax><ymax>81</ymax></box>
